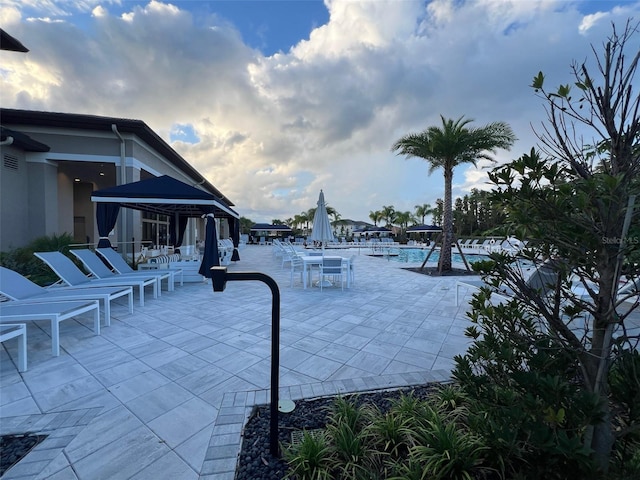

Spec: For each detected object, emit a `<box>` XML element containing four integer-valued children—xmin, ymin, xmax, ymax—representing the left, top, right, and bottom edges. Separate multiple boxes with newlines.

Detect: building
<box><xmin>0</xmin><ymin>108</ymin><xmax>237</xmax><ymax>260</ymax></box>
<box><xmin>335</xmin><ymin>219</ymin><xmax>373</xmax><ymax>238</ymax></box>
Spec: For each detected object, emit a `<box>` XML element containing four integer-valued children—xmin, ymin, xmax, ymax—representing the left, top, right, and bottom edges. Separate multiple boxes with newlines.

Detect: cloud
<box><xmin>2</xmin><ymin>0</ymin><xmax>639</xmax><ymax>224</ymax></box>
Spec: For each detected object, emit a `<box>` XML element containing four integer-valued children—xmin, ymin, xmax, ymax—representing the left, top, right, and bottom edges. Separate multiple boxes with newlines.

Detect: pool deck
<box><xmin>1</xmin><ymin>245</ymin><xmax>632</xmax><ymax>479</ymax></box>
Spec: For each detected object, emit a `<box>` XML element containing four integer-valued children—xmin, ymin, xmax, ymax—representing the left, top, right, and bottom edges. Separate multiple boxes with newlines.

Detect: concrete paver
<box><xmin>1</xmin><ymin>245</ymin><xmax>494</xmax><ymax>478</ymax></box>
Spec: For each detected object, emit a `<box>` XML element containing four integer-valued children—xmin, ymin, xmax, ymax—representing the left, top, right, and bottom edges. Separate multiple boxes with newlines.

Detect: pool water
<box><xmin>370</xmin><ymin>247</ymin><xmax>489</xmax><ymax>264</ymax></box>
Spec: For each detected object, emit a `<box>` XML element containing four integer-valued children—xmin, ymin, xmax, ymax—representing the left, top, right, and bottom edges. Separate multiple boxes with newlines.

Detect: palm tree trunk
<box><xmin>439</xmin><ymin>167</ymin><xmax>453</xmax><ymax>272</ymax></box>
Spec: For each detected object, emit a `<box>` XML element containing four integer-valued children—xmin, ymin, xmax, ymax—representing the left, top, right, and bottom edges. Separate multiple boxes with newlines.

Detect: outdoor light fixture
<box><xmin>210</xmin><ymin>266</ymin><xmax>283</xmax><ymax>457</ymax></box>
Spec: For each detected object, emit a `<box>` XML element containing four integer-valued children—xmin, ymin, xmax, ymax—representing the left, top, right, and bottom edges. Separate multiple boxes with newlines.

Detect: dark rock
<box><xmin>0</xmin><ymin>433</ymin><xmax>48</xmax><ymax>475</ymax></box>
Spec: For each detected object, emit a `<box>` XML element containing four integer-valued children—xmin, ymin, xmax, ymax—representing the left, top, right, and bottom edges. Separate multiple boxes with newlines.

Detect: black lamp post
<box><xmin>209</xmin><ymin>266</ymin><xmax>281</xmax><ymax>457</ymax></box>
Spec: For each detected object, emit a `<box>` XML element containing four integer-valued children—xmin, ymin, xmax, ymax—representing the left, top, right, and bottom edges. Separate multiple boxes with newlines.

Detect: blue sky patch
<box><xmin>170</xmin><ymin>123</ymin><xmax>200</xmax><ymax>144</ymax></box>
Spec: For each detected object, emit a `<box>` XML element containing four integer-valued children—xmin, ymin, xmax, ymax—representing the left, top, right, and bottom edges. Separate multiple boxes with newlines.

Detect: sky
<box><xmin>2</xmin><ymin>0</ymin><xmax>639</xmax><ymax>225</ymax></box>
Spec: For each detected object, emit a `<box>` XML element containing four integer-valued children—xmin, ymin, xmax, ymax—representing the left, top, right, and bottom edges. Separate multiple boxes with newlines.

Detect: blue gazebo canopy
<box><xmin>250</xmin><ymin>224</ymin><xmax>292</xmax><ymax>233</ymax></box>
<box><xmin>91</xmin><ymin>175</ymin><xmax>237</xmax><ymax>218</ymax></box>
<box><xmin>406</xmin><ymin>224</ymin><xmax>442</xmax><ymax>233</ymax></box>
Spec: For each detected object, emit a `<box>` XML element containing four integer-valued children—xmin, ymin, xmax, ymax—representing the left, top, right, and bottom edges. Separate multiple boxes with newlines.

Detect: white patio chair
<box><xmin>0</xmin><ymin>266</ymin><xmax>133</xmax><ymax>327</ymax></box>
<box><xmin>345</xmin><ymin>255</ymin><xmax>356</xmax><ymax>285</ymax></box>
<box><xmin>319</xmin><ymin>258</ymin><xmax>345</xmax><ymax>291</ymax></box>
<box><xmin>289</xmin><ymin>255</ymin><xmax>305</xmax><ymax>287</ymax></box>
<box><xmin>281</xmin><ymin>245</ymin><xmax>301</xmax><ymax>269</ymax></box>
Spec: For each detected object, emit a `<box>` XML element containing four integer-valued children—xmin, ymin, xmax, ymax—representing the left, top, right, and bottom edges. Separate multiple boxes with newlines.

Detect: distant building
<box><xmin>0</xmin><ymin>109</ymin><xmax>237</xmax><ymax>258</ymax></box>
<box><xmin>335</xmin><ymin>219</ymin><xmax>373</xmax><ymax>238</ymax></box>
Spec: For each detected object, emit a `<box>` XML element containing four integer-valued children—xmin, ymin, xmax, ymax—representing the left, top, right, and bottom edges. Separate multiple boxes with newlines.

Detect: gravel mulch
<box><xmin>0</xmin><ymin>433</ymin><xmax>48</xmax><ymax>476</ymax></box>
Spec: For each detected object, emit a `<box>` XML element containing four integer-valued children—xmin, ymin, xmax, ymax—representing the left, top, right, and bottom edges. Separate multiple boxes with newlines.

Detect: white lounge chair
<box><xmin>0</xmin><ymin>300</ymin><xmax>100</xmax><ymax>356</ymax></box>
<box><xmin>0</xmin><ymin>266</ymin><xmax>133</xmax><ymax>327</ymax></box>
<box><xmin>618</xmin><ymin>277</ymin><xmax>640</xmax><ymax>304</ymax></box>
<box><xmin>0</xmin><ymin>323</ymin><xmax>27</xmax><ymax>371</ymax></box>
<box><xmin>34</xmin><ymin>251</ymin><xmax>157</xmax><ymax>306</ymax></box>
<box><xmin>69</xmin><ymin>249</ymin><xmax>162</xmax><ymax>298</ymax></box>
<box><xmin>96</xmin><ymin>247</ymin><xmax>183</xmax><ymax>290</ymax></box>
<box><xmin>456</xmin><ymin>261</ymin><xmax>560</xmax><ymax>306</ymax></box>
<box><xmin>69</xmin><ymin>249</ymin><xmax>165</xmax><ymax>297</ymax></box>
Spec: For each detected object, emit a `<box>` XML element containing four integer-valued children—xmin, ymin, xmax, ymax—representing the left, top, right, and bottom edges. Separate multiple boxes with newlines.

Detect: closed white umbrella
<box><xmin>309</xmin><ymin>190</ymin><xmax>335</xmax><ymax>287</ymax></box>
<box><xmin>309</xmin><ymin>190</ymin><xmax>335</xmax><ymax>248</ymax></box>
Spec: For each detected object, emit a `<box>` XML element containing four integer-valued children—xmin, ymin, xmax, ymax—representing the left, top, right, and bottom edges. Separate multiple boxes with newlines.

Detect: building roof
<box><xmin>1</xmin><ymin>127</ymin><xmax>50</xmax><ymax>152</ymax></box>
<box><xmin>0</xmin><ymin>108</ymin><xmax>234</xmax><ymax>206</ymax></box>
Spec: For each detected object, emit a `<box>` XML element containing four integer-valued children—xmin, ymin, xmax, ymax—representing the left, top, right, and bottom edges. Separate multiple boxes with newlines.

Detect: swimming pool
<box><xmin>369</xmin><ymin>247</ymin><xmax>489</xmax><ymax>264</ymax></box>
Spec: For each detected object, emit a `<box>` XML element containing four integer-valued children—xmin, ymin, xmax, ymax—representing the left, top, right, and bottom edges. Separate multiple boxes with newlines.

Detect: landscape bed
<box><xmin>235</xmin><ymin>384</ymin><xmax>438</xmax><ymax>480</ymax></box>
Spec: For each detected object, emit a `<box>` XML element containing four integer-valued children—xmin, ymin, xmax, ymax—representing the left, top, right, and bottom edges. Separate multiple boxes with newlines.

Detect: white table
<box><xmin>300</xmin><ymin>256</ymin><xmax>351</xmax><ymax>289</ymax></box>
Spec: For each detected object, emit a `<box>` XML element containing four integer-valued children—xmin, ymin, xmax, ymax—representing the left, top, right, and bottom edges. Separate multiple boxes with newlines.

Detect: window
<box><xmin>142</xmin><ymin>212</ymin><xmax>169</xmax><ymax>247</ymax></box>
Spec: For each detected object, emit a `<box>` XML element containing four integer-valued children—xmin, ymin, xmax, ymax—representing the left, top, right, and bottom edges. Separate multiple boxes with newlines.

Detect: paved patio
<box><xmin>0</xmin><ymin>245</ymin><xmax>484</xmax><ymax>479</ymax></box>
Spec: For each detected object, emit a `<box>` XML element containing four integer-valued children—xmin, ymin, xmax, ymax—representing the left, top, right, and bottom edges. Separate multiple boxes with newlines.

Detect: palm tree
<box><xmin>298</xmin><ymin>211</ymin><xmax>310</xmax><ymax>235</ymax></box>
<box><xmin>414</xmin><ymin>203</ymin><xmax>433</xmax><ymax>224</ymax></box>
<box><xmin>381</xmin><ymin>205</ymin><xmax>396</xmax><ymax>227</ymax></box>
<box><xmin>293</xmin><ymin>214</ymin><xmax>304</xmax><ymax>231</ymax></box>
<box><xmin>392</xmin><ymin>115</ymin><xmax>516</xmax><ymax>271</ymax></box>
<box><xmin>395</xmin><ymin>211</ymin><xmax>415</xmax><ymax>235</ymax></box>
<box><xmin>368</xmin><ymin>210</ymin><xmax>382</xmax><ymax>226</ymax></box>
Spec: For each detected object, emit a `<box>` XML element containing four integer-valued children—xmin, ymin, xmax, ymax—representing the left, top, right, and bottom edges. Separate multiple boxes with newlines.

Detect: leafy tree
<box><xmin>381</xmin><ymin>205</ymin><xmax>396</xmax><ymax>227</ymax></box>
<box><xmin>239</xmin><ymin>216</ymin><xmax>254</xmax><ymax>234</ymax></box>
<box><xmin>451</xmin><ymin>189</ymin><xmax>506</xmax><ymax>236</ymax></box>
<box><xmin>369</xmin><ymin>210</ymin><xmax>383</xmax><ymax>226</ymax></box>
<box><xmin>293</xmin><ymin>214</ymin><xmax>305</xmax><ymax>231</ymax></box>
<box><xmin>460</xmin><ymin>21</ymin><xmax>640</xmax><ymax>473</ymax></box>
<box><xmin>414</xmin><ymin>203</ymin><xmax>433</xmax><ymax>224</ymax></box>
<box><xmin>432</xmin><ymin>199</ymin><xmax>444</xmax><ymax>226</ymax></box>
<box><xmin>392</xmin><ymin>116</ymin><xmax>516</xmax><ymax>272</ymax></box>
<box><xmin>394</xmin><ymin>211</ymin><xmax>415</xmax><ymax>235</ymax></box>
<box><xmin>302</xmin><ymin>210</ymin><xmax>313</xmax><ymax>233</ymax></box>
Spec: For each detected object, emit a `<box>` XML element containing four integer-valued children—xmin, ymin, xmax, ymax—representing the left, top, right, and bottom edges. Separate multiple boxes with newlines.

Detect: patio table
<box><xmin>299</xmin><ymin>255</ymin><xmax>351</xmax><ymax>289</ymax></box>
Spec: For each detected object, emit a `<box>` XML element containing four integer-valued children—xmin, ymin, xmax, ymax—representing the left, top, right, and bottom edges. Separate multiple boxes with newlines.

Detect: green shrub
<box><xmin>453</xmin><ymin>292</ymin><xmax>603</xmax><ymax>479</ymax></box>
<box><xmin>0</xmin><ymin>233</ymin><xmax>75</xmax><ymax>285</ymax></box>
<box><xmin>283</xmin><ymin>430</ymin><xmax>333</xmax><ymax>480</ymax></box>
<box><xmin>284</xmin><ymin>392</ymin><xmax>491</xmax><ymax>480</ymax></box>
<box><xmin>609</xmin><ymin>349</ymin><xmax>640</xmax><ymax>478</ymax></box>
<box><xmin>405</xmin><ymin>414</ymin><xmax>488</xmax><ymax>480</ymax></box>
<box><xmin>367</xmin><ymin>405</ymin><xmax>410</xmax><ymax>459</ymax></box>
<box><xmin>609</xmin><ymin>349</ymin><xmax>640</xmax><ymax>423</ymax></box>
